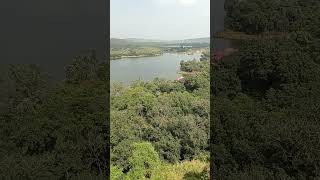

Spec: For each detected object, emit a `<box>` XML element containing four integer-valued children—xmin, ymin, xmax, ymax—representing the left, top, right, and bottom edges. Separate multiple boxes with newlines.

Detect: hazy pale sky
<box><xmin>111</xmin><ymin>0</ymin><xmax>210</xmax><ymax>40</ymax></box>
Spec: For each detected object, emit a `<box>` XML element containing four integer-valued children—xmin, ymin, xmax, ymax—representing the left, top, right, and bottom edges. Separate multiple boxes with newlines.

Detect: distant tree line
<box><xmin>110</xmin><ymin>47</ymin><xmax>162</xmax><ymax>60</ymax></box>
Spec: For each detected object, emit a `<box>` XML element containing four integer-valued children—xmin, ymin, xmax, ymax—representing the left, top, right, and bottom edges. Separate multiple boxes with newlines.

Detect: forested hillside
<box><xmin>110</xmin><ymin>50</ymin><xmax>210</xmax><ymax>179</ymax></box>
<box><xmin>211</xmin><ymin>0</ymin><xmax>320</xmax><ymax>179</ymax></box>
<box><xmin>0</xmin><ymin>50</ymin><xmax>210</xmax><ymax>179</ymax></box>
<box><xmin>0</xmin><ymin>54</ymin><xmax>110</xmax><ymax>179</ymax></box>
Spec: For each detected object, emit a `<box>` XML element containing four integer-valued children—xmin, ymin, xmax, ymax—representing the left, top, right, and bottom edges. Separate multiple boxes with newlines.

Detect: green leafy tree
<box><xmin>127</xmin><ymin>142</ymin><xmax>161</xmax><ymax>179</ymax></box>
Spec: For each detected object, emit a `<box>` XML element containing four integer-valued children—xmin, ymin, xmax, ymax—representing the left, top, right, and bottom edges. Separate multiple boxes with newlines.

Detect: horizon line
<box><xmin>110</xmin><ymin>36</ymin><xmax>210</xmax><ymax>41</ymax></box>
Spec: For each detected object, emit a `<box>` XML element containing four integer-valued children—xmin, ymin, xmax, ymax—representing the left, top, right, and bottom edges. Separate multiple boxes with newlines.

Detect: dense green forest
<box><xmin>110</xmin><ymin>50</ymin><xmax>210</xmax><ymax>179</ymax></box>
<box><xmin>0</xmin><ymin>54</ymin><xmax>110</xmax><ymax>179</ymax></box>
<box><xmin>225</xmin><ymin>0</ymin><xmax>320</xmax><ymax>36</ymax></box>
<box><xmin>211</xmin><ymin>0</ymin><xmax>320</xmax><ymax>179</ymax></box>
<box><xmin>0</xmin><ymin>50</ymin><xmax>210</xmax><ymax>179</ymax></box>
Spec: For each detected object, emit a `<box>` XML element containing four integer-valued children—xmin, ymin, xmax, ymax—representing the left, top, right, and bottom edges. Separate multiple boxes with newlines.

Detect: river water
<box><xmin>111</xmin><ymin>0</ymin><xmax>231</xmax><ymax>85</ymax></box>
<box><xmin>1</xmin><ymin>0</ymin><xmax>230</xmax><ymax>81</ymax></box>
<box><xmin>110</xmin><ymin>53</ymin><xmax>201</xmax><ymax>85</ymax></box>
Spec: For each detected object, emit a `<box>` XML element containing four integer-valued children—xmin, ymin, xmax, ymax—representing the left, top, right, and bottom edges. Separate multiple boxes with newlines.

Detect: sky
<box><xmin>111</xmin><ymin>0</ymin><xmax>210</xmax><ymax>40</ymax></box>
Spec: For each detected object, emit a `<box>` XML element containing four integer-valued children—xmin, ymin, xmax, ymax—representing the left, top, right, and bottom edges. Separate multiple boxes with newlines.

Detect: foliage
<box><xmin>110</xmin><ymin>47</ymin><xmax>163</xmax><ymax>60</ymax></box>
<box><xmin>212</xmin><ymin>1</ymin><xmax>320</xmax><ymax>178</ymax></box>
<box><xmin>0</xmin><ymin>53</ymin><xmax>109</xmax><ymax>179</ymax></box>
<box><xmin>212</xmin><ymin>36</ymin><xmax>320</xmax><ymax>179</ymax></box>
<box><xmin>225</xmin><ymin>0</ymin><xmax>320</xmax><ymax>37</ymax></box>
<box><xmin>127</xmin><ymin>142</ymin><xmax>161</xmax><ymax>179</ymax></box>
<box><xmin>153</xmin><ymin>160</ymin><xmax>209</xmax><ymax>180</ymax></box>
<box><xmin>110</xmin><ymin>142</ymin><xmax>209</xmax><ymax>180</ymax></box>
<box><xmin>110</xmin><ymin>52</ymin><xmax>210</xmax><ymax>178</ymax></box>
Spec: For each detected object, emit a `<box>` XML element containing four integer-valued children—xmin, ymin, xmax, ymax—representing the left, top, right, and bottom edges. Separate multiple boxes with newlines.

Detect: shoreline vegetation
<box><xmin>111</xmin><ymin>47</ymin><xmax>208</xmax><ymax>60</ymax></box>
<box><xmin>111</xmin><ymin>54</ymin><xmax>162</xmax><ymax>60</ymax></box>
<box><xmin>110</xmin><ymin>37</ymin><xmax>210</xmax><ymax>60</ymax></box>
<box><xmin>110</xmin><ymin>47</ymin><xmax>163</xmax><ymax>60</ymax></box>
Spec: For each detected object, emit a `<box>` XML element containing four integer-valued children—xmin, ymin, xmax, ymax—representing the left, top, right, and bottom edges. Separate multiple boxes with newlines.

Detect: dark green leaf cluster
<box><xmin>225</xmin><ymin>0</ymin><xmax>320</xmax><ymax>37</ymax></box>
<box><xmin>0</xmin><ymin>53</ymin><xmax>109</xmax><ymax>179</ymax></box>
<box><xmin>212</xmin><ymin>38</ymin><xmax>320</xmax><ymax>179</ymax></box>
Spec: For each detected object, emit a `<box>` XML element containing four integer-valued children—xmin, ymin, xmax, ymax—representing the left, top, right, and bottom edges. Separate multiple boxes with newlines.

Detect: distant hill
<box><xmin>110</xmin><ymin>37</ymin><xmax>210</xmax><ymax>48</ymax></box>
<box><xmin>110</xmin><ymin>38</ymin><xmax>130</xmax><ymax>48</ymax></box>
<box><xmin>125</xmin><ymin>38</ymin><xmax>166</xmax><ymax>43</ymax></box>
<box><xmin>167</xmin><ymin>37</ymin><xmax>210</xmax><ymax>44</ymax></box>
<box><xmin>110</xmin><ymin>38</ymin><xmax>164</xmax><ymax>48</ymax></box>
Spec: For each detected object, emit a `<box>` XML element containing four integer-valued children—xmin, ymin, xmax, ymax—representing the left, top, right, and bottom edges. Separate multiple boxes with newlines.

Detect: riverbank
<box><xmin>111</xmin><ymin>53</ymin><xmax>162</xmax><ymax>60</ymax></box>
<box><xmin>111</xmin><ymin>49</ymin><xmax>206</xmax><ymax>60</ymax></box>
<box><xmin>165</xmin><ymin>48</ymin><xmax>208</xmax><ymax>55</ymax></box>
<box><xmin>110</xmin><ymin>47</ymin><xmax>163</xmax><ymax>60</ymax></box>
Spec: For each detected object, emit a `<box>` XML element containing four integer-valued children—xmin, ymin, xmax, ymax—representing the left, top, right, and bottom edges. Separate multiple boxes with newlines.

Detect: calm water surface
<box><xmin>111</xmin><ymin>53</ymin><xmax>201</xmax><ymax>84</ymax></box>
